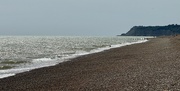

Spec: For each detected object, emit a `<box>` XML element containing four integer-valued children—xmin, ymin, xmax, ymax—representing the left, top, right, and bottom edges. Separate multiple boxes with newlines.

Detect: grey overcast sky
<box><xmin>0</xmin><ymin>0</ymin><xmax>180</xmax><ymax>36</ymax></box>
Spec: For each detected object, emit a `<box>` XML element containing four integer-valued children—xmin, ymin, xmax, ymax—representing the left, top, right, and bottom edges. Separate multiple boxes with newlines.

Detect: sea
<box><xmin>0</xmin><ymin>36</ymin><xmax>153</xmax><ymax>79</ymax></box>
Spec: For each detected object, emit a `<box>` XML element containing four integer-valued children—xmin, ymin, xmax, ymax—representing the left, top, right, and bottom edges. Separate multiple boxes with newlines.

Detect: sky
<box><xmin>0</xmin><ymin>0</ymin><xmax>180</xmax><ymax>36</ymax></box>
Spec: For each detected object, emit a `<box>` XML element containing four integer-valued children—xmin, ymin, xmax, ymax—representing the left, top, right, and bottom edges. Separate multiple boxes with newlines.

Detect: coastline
<box><xmin>1</xmin><ymin>36</ymin><xmax>180</xmax><ymax>90</ymax></box>
<box><xmin>0</xmin><ymin>38</ymin><xmax>148</xmax><ymax>79</ymax></box>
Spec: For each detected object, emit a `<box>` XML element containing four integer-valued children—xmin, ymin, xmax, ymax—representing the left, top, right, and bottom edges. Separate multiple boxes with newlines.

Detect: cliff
<box><xmin>121</xmin><ymin>24</ymin><xmax>180</xmax><ymax>36</ymax></box>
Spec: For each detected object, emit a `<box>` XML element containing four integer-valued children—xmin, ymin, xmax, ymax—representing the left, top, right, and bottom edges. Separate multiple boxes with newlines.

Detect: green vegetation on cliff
<box><xmin>121</xmin><ymin>24</ymin><xmax>180</xmax><ymax>36</ymax></box>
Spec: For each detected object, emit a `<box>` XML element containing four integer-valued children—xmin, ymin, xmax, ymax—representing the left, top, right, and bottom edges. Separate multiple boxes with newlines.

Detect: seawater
<box><xmin>0</xmin><ymin>36</ymin><xmax>153</xmax><ymax>79</ymax></box>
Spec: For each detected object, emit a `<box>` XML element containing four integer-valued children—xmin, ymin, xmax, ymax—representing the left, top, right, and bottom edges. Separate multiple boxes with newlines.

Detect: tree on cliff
<box><xmin>121</xmin><ymin>24</ymin><xmax>180</xmax><ymax>36</ymax></box>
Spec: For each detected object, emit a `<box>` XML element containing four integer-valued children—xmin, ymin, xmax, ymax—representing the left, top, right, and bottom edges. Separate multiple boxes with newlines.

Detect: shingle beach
<box><xmin>1</xmin><ymin>36</ymin><xmax>180</xmax><ymax>91</ymax></box>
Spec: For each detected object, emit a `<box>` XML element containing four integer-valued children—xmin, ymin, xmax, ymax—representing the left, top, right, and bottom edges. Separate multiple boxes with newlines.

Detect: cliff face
<box><xmin>122</xmin><ymin>24</ymin><xmax>180</xmax><ymax>36</ymax></box>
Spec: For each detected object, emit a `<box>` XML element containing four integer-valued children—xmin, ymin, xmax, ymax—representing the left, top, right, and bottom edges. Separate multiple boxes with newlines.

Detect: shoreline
<box><xmin>1</xmin><ymin>36</ymin><xmax>180</xmax><ymax>90</ymax></box>
<box><xmin>0</xmin><ymin>39</ymin><xmax>148</xmax><ymax>79</ymax></box>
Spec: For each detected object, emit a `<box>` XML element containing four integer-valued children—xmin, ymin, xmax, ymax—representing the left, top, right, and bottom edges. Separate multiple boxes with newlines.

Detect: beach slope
<box><xmin>1</xmin><ymin>36</ymin><xmax>180</xmax><ymax>90</ymax></box>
